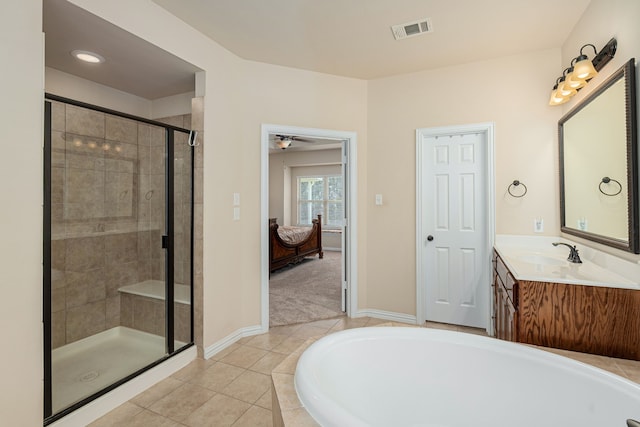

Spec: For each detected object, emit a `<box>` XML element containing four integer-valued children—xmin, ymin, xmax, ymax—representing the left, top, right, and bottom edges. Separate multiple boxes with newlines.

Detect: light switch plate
<box><xmin>375</xmin><ymin>194</ymin><xmax>383</xmax><ymax>205</ymax></box>
<box><xmin>534</xmin><ymin>218</ymin><xmax>544</xmax><ymax>233</ymax></box>
<box><xmin>233</xmin><ymin>207</ymin><xmax>240</xmax><ymax>221</ymax></box>
<box><xmin>233</xmin><ymin>192</ymin><xmax>240</xmax><ymax>206</ymax></box>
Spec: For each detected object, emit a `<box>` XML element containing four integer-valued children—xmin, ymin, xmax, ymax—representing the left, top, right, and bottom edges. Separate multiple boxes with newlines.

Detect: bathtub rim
<box><xmin>294</xmin><ymin>326</ymin><xmax>640</xmax><ymax>427</ymax></box>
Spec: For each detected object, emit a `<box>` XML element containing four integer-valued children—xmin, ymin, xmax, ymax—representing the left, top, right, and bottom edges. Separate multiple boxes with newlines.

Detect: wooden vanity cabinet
<box><xmin>492</xmin><ymin>248</ymin><xmax>640</xmax><ymax>360</ymax></box>
<box><xmin>492</xmin><ymin>251</ymin><xmax>518</xmax><ymax>342</ymax></box>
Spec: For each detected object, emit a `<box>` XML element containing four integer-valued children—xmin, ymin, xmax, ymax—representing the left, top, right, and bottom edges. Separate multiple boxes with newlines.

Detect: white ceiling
<box><xmin>43</xmin><ymin>0</ymin><xmax>591</xmax><ymax>101</ymax></box>
<box><xmin>43</xmin><ymin>0</ymin><xmax>201</xmax><ymax>100</ymax></box>
<box><xmin>152</xmin><ymin>0</ymin><xmax>591</xmax><ymax>80</ymax></box>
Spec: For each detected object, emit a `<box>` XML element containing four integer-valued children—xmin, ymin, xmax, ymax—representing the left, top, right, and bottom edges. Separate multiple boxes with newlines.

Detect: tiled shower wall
<box><xmin>118</xmin><ymin>113</ymin><xmax>193</xmax><ymax>345</ymax></box>
<box><xmin>154</xmin><ymin>113</ymin><xmax>193</xmax><ymax>291</ymax></box>
<box><xmin>50</xmin><ymin>100</ymin><xmax>192</xmax><ymax>348</ymax></box>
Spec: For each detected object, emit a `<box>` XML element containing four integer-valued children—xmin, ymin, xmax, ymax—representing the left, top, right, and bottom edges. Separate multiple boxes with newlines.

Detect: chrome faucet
<box><xmin>552</xmin><ymin>242</ymin><xmax>582</xmax><ymax>263</ymax></box>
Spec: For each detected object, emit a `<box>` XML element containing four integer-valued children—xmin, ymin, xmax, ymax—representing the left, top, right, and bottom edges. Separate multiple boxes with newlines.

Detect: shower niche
<box><xmin>43</xmin><ymin>95</ymin><xmax>195</xmax><ymax>421</ymax></box>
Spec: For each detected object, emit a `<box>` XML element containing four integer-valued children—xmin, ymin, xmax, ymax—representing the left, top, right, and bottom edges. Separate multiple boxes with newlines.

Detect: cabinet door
<box><xmin>504</xmin><ymin>295</ymin><xmax>516</xmax><ymax>341</ymax></box>
<box><xmin>495</xmin><ymin>284</ymin><xmax>506</xmax><ymax>340</ymax></box>
<box><xmin>495</xmin><ymin>284</ymin><xmax>517</xmax><ymax>342</ymax></box>
<box><xmin>491</xmin><ymin>278</ymin><xmax>501</xmax><ymax>338</ymax></box>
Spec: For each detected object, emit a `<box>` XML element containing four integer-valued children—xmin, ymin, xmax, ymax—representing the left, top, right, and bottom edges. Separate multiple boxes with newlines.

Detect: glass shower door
<box><xmin>171</xmin><ymin>130</ymin><xmax>194</xmax><ymax>351</ymax></box>
<box><xmin>44</xmin><ymin>96</ymin><xmax>193</xmax><ymax>421</ymax></box>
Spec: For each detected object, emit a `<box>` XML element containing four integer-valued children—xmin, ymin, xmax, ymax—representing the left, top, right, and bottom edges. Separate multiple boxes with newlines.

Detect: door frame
<box><xmin>415</xmin><ymin>122</ymin><xmax>495</xmax><ymax>333</ymax></box>
<box><xmin>260</xmin><ymin>124</ymin><xmax>358</xmax><ymax>330</ymax></box>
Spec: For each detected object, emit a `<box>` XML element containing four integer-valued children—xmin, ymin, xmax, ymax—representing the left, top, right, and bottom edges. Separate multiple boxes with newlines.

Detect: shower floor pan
<box><xmin>52</xmin><ymin>326</ymin><xmax>173</xmax><ymax>414</ymax></box>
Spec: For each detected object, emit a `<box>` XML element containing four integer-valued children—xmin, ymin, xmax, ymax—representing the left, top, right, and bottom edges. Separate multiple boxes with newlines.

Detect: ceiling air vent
<box><xmin>391</xmin><ymin>18</ymin><xmax>433</xmax><ymax>40</ymax></box>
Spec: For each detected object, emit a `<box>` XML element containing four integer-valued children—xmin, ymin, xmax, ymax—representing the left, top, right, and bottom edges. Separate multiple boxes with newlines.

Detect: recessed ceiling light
<box><xmin>71</xmin><ymin>50</ymin><xmax>105</xmax><ymax>64</ymax></box>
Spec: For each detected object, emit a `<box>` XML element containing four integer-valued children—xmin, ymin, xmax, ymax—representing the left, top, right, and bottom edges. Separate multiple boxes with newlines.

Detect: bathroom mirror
<box><xmin>559</xmin><ymin>58</ymin><xmax>638</xmax><ymax>253</ymax></box>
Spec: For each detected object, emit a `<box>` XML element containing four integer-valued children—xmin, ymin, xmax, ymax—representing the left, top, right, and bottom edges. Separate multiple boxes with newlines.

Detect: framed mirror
<box><xmin>559</xmin><ymin>58</ymin><xmax>638</xmax><ymax>253</ymax></box>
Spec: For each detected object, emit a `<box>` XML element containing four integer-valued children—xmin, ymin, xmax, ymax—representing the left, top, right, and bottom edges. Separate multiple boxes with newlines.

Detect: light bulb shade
<box><xmin>573</xmin><ymin>55</ymin><xmax>598</xmax><ymax>80</ymax></box>
<box><xmin>549</xmin><ymin>87</ymin><xmax>569</xmax><ymax>106</ymax></box>
<box><xmin>565</xmin><ymin>70</ymin><xmax>586</xmax><ymax>90</ymax></box>
<box><xmin>276</xmin><ymin>138</ymin><xmax>292</xmax><ymax>149</ymax></box>
<box><xmin>556</xmin><ymin>77</ymin><xmax>577</xmax><ymax>98</ymax></box>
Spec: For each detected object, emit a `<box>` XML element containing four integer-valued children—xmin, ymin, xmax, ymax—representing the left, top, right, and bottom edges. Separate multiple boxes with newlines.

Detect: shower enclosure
<box><xmin>43</xmin><ymin>95</ymin><xmax>194</xmax><ymax>422</ymax></box>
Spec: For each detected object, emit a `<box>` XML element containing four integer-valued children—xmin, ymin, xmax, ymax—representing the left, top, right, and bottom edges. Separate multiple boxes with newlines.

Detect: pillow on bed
<box><xmin>277</xmin><ymin>225</ymin><xmax>313</xmax><ymax>244</ymax></box>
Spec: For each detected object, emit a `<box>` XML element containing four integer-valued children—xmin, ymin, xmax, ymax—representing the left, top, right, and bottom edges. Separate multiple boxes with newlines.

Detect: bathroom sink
<box><xmin>516</xmin><ymin>254</ymin><xmax>566</xmax><ymax>266</ymax></box>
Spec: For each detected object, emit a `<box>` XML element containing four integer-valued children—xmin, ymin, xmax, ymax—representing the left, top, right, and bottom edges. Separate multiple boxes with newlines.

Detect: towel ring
<box><xmin>599</xmin><ymin>177</ymin><xmax>622</xmax><ymax>196</ymax></box>
<box><xmin>508</xmin><ymin>180</ymin><xmax>527</xmax><ymax>198</ymax></box>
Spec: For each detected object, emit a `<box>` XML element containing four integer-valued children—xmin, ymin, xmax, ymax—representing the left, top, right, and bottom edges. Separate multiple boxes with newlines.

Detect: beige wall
<box><xmin>559</xmin><ymin>0</ymin><xmax>640</xmax><ymax>261</ymax></box>
<box><xmin>64</xmin><ymin>0</ymin><xmax>246</xmax><ymax>364</ymax></box>
<box><xmin>239</xmin><ymin>60</ymin><xmax>369</xmax><ymax>323</ymax></box>
<box><xmin>65</xmin><ymin>1</ymin><xmax>369</xmax><ymax>347</ymax></box>
<box><xmin>5</xmin><ymin>0</ymin><xmax>639</xmax><ymax>423</ymax></box>
<box><xmin>366</xmin><ymin>49</ymin><xmax>563</xmax><ymax>315</ymax></box>
<box><xmin>0</xmin><ymin>0</ymin><xmax>44</xmax><ymax>425</ymax></box>
<box><xmin>46</xmin><ymin>67</ymin><xmax>153</xmax><ymax>117</ymax></box>
<box><xmin>45</xmin><ymin>67</ymin><xmax>193</xmax><ymax>119</ymax></box>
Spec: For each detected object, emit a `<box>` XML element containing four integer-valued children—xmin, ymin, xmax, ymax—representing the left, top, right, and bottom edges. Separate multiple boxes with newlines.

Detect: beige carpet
<box><xmin>269</xmin><ymin>251</ymin><xmax>344</xmax><ymax>326</ymax></box>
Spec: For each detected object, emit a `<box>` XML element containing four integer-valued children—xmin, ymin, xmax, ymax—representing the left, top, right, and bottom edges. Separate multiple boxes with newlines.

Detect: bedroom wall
<box><xmin>290</xmin><ymin>164</ymin><xmax>343</xmax><ymax>250</ymax></box>
<box><xmin>366</xmin><ymin>48</ymin><xmax>563</xmax><ymax>316</ymax></box>
<box><xmin>269</xmin><ymin>148</ymin><xmax>341</xmax><ymax>225</ymax></box>
<box><xmin>558</xmin><ymin>0</ymin><xmax>640</xmax><ymax>262</ymax></box>
<box><xmin>288</xmin><ymin>164</ymin><xmax>342</xmax><ymax>226</ymax></box>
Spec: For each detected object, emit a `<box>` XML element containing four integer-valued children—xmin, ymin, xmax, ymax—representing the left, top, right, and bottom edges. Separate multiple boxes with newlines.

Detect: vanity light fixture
<box><xmin>71</xmin><ymin>49</ymin><xmax>105</xmax><ymax>64</ymax></box>
<box><xmin>549</xmin><ymin>77</ymin><xmax>570</xmax><ymax>106</ymax></box>
<box><xmin>548</xmin><ymin>38</ymin><xmax>617</xmax><ymax>106</ymax></box>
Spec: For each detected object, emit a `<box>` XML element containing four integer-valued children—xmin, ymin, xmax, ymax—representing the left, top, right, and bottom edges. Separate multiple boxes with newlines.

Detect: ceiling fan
<box><xmin>271</xmin><ymin>134</ymin><xmax>315</xmax><ymax>150</ymax></box>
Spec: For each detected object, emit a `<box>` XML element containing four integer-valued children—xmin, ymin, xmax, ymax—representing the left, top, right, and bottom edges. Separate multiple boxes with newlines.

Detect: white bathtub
<box><xmin>294</xmin><ymin>327</ymin><xmax>640</xmax><ymax>427</ymax></box>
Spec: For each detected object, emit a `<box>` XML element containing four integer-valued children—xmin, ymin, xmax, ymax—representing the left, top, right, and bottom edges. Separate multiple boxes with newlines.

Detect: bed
<box><xmin>269</xmin><ymin>215</ymin><xmax>323</xmax><ymax>273</ymax></box>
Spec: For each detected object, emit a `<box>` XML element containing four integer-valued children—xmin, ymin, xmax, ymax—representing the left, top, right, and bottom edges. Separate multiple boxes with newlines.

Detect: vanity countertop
<box><xmin>494</xmin><ymin>235</ymin><xmax>640</xmax><ymax>290</ymax></box>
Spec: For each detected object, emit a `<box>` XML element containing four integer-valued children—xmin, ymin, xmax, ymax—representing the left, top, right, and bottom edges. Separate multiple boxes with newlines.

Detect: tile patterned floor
<box><xmin>89</xmin><ymin>316</ymin><xmax>640</xmax><ymax>426</ymax></box>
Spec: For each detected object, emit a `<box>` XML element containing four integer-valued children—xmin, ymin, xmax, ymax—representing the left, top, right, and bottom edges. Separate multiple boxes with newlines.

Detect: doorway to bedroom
<box><xmin>261</xmin><ymin>125</ymin><xmax>357</xmax><ymax>328</ymax></box>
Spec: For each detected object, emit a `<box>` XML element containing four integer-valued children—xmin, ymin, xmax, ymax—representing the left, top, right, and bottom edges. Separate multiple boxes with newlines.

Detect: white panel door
<box><xmin>420</xmin><ymin>131</ymin><xmax>488</xmax><ymax>328</ymax></box>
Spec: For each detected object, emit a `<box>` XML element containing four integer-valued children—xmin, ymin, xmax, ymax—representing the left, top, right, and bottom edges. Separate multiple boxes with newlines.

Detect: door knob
<box><xmin>427</xmin><ymin>235</ymin><xmax>434</xmax><ymax>241</ymax></box>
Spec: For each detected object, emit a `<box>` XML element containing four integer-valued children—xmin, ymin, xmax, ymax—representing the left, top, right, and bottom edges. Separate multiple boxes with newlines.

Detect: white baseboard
<box><xmin>51</xmin><ymin>346</ymin><xmax>197</xmax><ymax>427</ymax></box>
<box><xmin>203</xmin><ymin>324</ymin><xmax>265</xmax><ymax>360</ymax></box>
<box><xmin>354</xmin><ymin>309</ymin><xmax>417</xmax><ymax>325</ymax></box>
<box><xmin>323</xmin><ymin>247</ymin><xmax>342</xmax><ymax>252</ymax></box>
